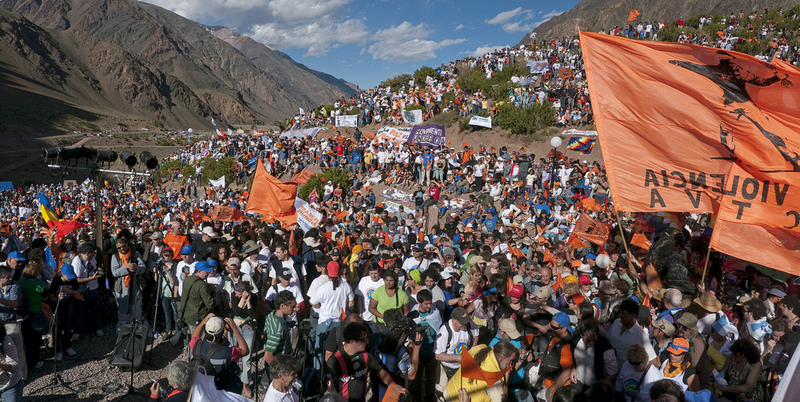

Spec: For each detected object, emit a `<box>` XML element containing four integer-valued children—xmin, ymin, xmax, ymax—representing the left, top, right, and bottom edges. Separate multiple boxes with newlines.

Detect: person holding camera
<box><xmin>155</xmin><ymin>248</ymin><xmax>179</xmax><ymax>338</ymax></box>
<box><xmin>178</xmin><ymin>261</ymin><xmax>216</xmax><ymax>345</ymax></box>
<box><xmin>149</xmin><ymin>360</ymin><xmax>193</xmax><ymax>402</ymax></box>
<box><xmin>72</xmin><ymin>242</ymin><xmax>105</xmax><ymax>339</ymax></box>
<box><xmin>264</xmin><ymin>291</ymin><xmax>296</xmax><ymax>366</ymax></box>
<box><xmin>111</xmin><ymin>237</ymin><xmax>147</xmax><ymax>332</ymax></box>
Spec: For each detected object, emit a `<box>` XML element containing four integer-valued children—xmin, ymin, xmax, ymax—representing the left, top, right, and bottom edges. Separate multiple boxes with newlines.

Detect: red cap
<box><xmin>579</xmin><ymin>275</ymin><xmax>592</xmax><ymax>286</ymax></box>
<box><xmin>327</xmin><ymin>261</ymin><xmax>340</xmax><ymax>278</ymax></box>
<box><xmin>509</xmin><ymin>284</ymin><xmax>524</xmax><ymax>298</ymax></box>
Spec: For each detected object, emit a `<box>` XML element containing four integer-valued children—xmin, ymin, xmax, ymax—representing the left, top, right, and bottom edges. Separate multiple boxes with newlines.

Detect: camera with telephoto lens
<box><xmin>379</xmin><ymin>309</ymin><xmax>426</xmax><ymax>355</ymax></box>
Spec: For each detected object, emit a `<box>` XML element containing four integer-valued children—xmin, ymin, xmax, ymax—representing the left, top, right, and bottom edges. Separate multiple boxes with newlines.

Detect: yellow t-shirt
<box><xmin>446</xmin><ymin>345</ymin><xmax>504</xmax><ymax>402</ymax></box>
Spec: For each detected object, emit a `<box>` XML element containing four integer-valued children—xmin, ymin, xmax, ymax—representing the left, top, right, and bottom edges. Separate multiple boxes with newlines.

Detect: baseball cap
<box><xmin>205</xmin><ymin>317</ymin><xmax>225</xmax><ymax>336</ymax></box>
<box><xmin>451</xmin><ymin>307</ymin><xmax>471</xmax><ymax>326</ymax></box>
<box><xmin>535</xmin><ymin>287</ymin><xmax>552</xmax><ymax>300</ymax></box>
<box><xmin>181</xmin><ymin>245</ymin><xmax>194</xmax><ymax>255</ymax></box>
<box><xmin>552</xmin><ymin>312</ymin><xmax>573</xmax><ymax>334</ymax></box>
<box><xmin>194</xmin><ymin>261</ymin><xmax>214</xmax><ymax>273</ymax></box>
<box><xmin>8</xmin><ymin>251</ymin><xmax>25</xmax><ymax>261</ymax></box>
<box><xmin>279</xmin><ymin>268</ymin><xmax>293</xmax><ymax>280</ymax></box>
<box><xmin>327</xmin><ymin>261</ymin><xmax>340</xmax><ymax>278</ymax></box>
<box><xmin>666</xmin><ymin>338</ymin><xmax>690</xmax><ymax>355</ymax></box>
<box><xmin>61</xmin><ymin>264</ymin><xmax>77</xmax><ymax>280</ymax></box>
<box><xmin>509</xmin><ymin>284</ymin><xmax>524</xmax><ymax>298</ymax></box>
<box><xmin>579</xmin><ymin>275</ymin><xmax>592</xmax><ymax>286</ymax></box>
<box><xmin>498</xmin><ymin>319</ymin><xmax>521</xmax><ymax>339</ymax></box>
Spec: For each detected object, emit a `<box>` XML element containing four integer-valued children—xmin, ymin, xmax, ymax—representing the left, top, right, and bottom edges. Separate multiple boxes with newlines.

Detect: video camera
<box><xmin>379</xmin><ymin>309</ymin><xmax>426</xmax><ymax>355</ymax></box>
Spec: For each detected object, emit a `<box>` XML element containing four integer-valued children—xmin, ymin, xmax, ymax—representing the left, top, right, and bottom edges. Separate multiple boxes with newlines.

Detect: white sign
<box><xmin>335</xmin><ymin>115</ymin><xmax>358</xmax><ymax>127</ymax></box>
<box><xmin>209</xmin><ymin>176</ymin><xmax>226</xmax><ymax>188</ymax></box>
<box><xmin>375</xmin><ymin>127</ymin><xmax>412</xmax><ymax>145</ymax></box>
<box><xmin>294</xmin><ymin>198</ymin><xmax>322</xmax><ymax>232</ymax></box>
<box><xmin>560</xmin><ymin>129</ymin><xmax>598</xmax><ymax>137</ymax></box>
<box><xmin>468</xmin><ymin>116</ymin><xmax>492</xmax><ymax>128</ymax></box>
<box><xmin>402</xmin><ymin>109</ymin><xmax>423</xmax><ymax>125</ymax></box>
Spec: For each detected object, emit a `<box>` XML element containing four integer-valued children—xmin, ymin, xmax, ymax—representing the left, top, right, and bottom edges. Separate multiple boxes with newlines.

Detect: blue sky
<box><xmin>139</xmin><ymin>0</ymin><xmax>578</xmax><ymax>90</ymax></box>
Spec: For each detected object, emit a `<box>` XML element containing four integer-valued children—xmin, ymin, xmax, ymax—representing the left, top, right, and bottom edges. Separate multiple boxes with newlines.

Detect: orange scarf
<box><xmin>119</xmin><ymin>251</ymin><xmax>131</xmax><ymax>288</ymax></box>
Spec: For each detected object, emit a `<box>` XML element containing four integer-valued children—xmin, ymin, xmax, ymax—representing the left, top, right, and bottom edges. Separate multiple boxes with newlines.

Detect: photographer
<box><xmin>154</xmin><ymin>248</ymin><xmax>179</xmax><ymax>338</ymax></box>
<box><xmin>149</xmin><ymin>360</ymin><xmax>193</xmax><ymax>402</ymax></box>
<box><xmin>228</xmin><ymin>279</ymin><xmax>263</xmax><ymax>399</ymax></box>
<box><xmin>72</xmin><ymin>242</ymin><xmax>105</xmax><ymax>338</ymax></box>
<box><xmin>189</xmin><ymin>313</ymin><xmax>249</xmax><ymax>394</ymax></box>
<box><xmin>111</xmin><ymin>237</ymin><xmax>147</xmax><ymax>331</ymax></box>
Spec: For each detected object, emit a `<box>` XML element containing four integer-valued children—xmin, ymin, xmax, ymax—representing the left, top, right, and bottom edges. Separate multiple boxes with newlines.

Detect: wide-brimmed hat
<box><xmin>693</xmin><ymin>292</ymin><xmax>722</xmax><ymax>313</ymax></box>
<box><xmin>655</xmin><ymin>317</ymin><xmax>675</xmax><ymax>337</ymax></box>
<box><xmin>677</xmin><ymin>312</ymin><xmax>698</xmax><ymax>331</ymax></box>
<box><xmin>243</xmin><ymin>240</ymin><xmax>260</xmax><ymax>254</ymax></box>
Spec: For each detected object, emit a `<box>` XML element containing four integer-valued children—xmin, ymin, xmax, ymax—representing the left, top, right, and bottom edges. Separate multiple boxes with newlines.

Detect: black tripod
<box><xmin>296</xmin><ymin>319</ymin><xmax>325</xmax><ymax>401</ymax></box>
<box><xmin>117</xmin><ymin>272</ymin><xmax>146</xmax><ymax>400</ymax></box>
<box><xmin>43</xmin><ymin>288</ymin><xmax>76</xmax><ymax>394</ymax></box>
<box><xmin>146</xmin><ymin>264</ymin><xmax>167</xmax><ymax>364</ymax></box>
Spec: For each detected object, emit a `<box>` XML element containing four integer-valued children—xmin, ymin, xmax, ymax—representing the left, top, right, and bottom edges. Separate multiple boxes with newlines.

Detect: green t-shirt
<box><xmin>371</xmin><ymin>285</ymin><xmax>409</xmax><ymax>324</ymax></box>
<box><xmin>19</xmin><ymin>277</ymin><xmax>47</xmax><ymax>314</ymax></box>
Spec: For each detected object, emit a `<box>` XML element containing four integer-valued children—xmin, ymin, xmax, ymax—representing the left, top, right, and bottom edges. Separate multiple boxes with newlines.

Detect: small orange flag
<box><xmin>462</xmin><ymin>142</ymin><xmax>470</xmax><ymax>147</ymax></box>
<box><xmin>461</xmin><ymin>348</ymin><xmax>511</xmax><ymax>387</ymax></box>
<box><xmin>519</xmin><ymin>147</ymin><xmax>526</xmax><ymax>153</ymax></box>
<box><xmin>552</xmin><ymin>272</ymin><xmax>565</xmax><ymax>291</ymax></box>
<box><xmin>627</xmin><ymin>9</ymin><xmax>640</xmax><ymax>23</ymax></box>
<box><xmin>630</xmin><ymin>233</ymin><xmax>652</xmax><ymax>250</ymax></box>
<box><xmin>543</xmin><ymin>248</ymin><xmax>556</xmax><ymax>264</ymax></box>
<box><xmin>571</xmin><ymin>213</ymin><xmax>611</xmax><ymax>246</ymax></box>
<box><xmin>566</xmin><ymin>234</ymin><xmax>589</xmax><ymax>249</ymax></box>
<box><xmin>446</xmin><ymin>140</ymin><xmax>452</xmax><ymax>145</ymax></box>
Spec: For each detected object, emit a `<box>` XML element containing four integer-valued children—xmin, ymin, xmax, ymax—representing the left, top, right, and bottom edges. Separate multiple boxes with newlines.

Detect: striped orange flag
<box><xmin>581</xmin><ymin>32</ymin><xmax>800</xmax><ymax>274</ymax></box>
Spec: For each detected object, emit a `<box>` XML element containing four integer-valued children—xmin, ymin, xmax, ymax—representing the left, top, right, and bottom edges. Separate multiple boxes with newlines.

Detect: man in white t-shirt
<box><xmin>309</xmin><ymin>262</ymin><xmax>354</xmax><ymax>361</ymax></box>
<box><xmin>175</xmin><ymin>245</ymin><xmax>197</xmax><ymax>298</ymax></box>
<box><xmin>402</xmin><ymin>243</ymin><xmax>430</xmax><ymax>273</ymax></box>
<box><xmin>356</xmin><ymin>264</ymin><xmax>384</xmax><ymax>332</ymax></box>
<box><xmin>263</xmin><ymin>354</ymin><xmax>300</xmax><ymax>402</ymax></box>
<box><xmin>435</xmin><ymin>307</ymin><xmax>479</xmax><ymax>382</ymax></box>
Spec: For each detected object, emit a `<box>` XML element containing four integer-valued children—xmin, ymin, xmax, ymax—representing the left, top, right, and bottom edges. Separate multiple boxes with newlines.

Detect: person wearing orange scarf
<box><xmin>111</xmin><ymin>237</ymin><xmax>146</xmax><ymax>332</ymax></box>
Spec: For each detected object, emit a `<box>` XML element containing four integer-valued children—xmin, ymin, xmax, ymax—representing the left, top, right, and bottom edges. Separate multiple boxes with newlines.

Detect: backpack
<box><xmin>192</xmin><ymin>343</ymin><xmax>223</xmax><ymax>376</ymax></box>
<box><xmin>443</xmin><ymin>321</ymin><xmax>473</xmax><ymax>353</ymax></box>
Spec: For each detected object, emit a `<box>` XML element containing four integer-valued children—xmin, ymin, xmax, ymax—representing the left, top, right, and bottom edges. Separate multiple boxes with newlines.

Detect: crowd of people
<box><xmin>0</xmin><ymin>7</ymin><xmax>799</xmax><ymax>402</ymax></box>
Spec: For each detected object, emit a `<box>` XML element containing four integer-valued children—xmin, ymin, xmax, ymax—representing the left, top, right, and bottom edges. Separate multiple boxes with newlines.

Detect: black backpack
<box><xmin>192</xmin><ymin>343</ymin><xmax>223</xmax><ymax>376</ymax></box>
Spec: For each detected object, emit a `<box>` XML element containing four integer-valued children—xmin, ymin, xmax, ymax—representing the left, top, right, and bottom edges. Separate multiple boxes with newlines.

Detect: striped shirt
<box><xmin>263</xmin><ymin>312</ymin><xmax>291</xmax><ymax>355</ymax></box>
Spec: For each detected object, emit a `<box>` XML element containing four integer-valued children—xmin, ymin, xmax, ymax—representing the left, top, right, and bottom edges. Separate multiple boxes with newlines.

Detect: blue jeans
<box><xmin>161</xmin><ymin>297</ymin><xmax>178</xmax><ymax>333</ymax></box>
<box><xmin>234</xmin><ymin>325</ymin><xmax>256</xmax><ymax>385</ymax></box>
<box><xmin>315</xmin><ymin>319</ymin><xmax>342</xmax><ymax>369</ymax></box>
<box><xmin>1</xmin><ymin>379</ymin><xmax>23</xmax><ymax>402</ymax></box>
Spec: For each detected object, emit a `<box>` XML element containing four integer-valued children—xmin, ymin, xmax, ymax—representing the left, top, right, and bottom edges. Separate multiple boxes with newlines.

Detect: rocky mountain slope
<box><xmin>525</xmin><ymin>0</ymin><xmax>800</xmax><ymax>42</ymax></box>
<box><xmin>0</xmin><ymin>0</ymin><xmax>356</xmax><ymax>134</ymax></box>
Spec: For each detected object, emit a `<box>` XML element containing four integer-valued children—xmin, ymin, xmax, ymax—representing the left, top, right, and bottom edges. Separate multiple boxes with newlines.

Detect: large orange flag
<box><xmin>626</xmin><ymin>9</ymin><xmax>640</xmax><ymax>23</ymax></box>
<box><xmin>461</xmin><ymin>348</ymin><xmax>511</xmax><ymax>387</ymax></box>
<box><xmin>246</xmin><ymin>159</ymin><xmax>297</xmax><ymax>226</ymax></box>
<box><xmin>571</xmin><ymin>213</ymin><xmax>611</xmax><ymax>246</ymax></box>
<box><xmin>581</xmin><ymin>32</ymin><xmax>800</xmax><ymax>274</ymax></box>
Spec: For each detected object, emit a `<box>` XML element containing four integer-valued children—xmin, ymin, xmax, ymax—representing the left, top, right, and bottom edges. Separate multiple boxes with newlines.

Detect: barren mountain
<box><xmin>525</xmin><ymin>0</ymin><xmax>800</xmax><ymax>42</ymax></box>
<box><xmin>0</xmin><ymin>0</ymin><xmax>356</xmax><ymax>135</ymax></box>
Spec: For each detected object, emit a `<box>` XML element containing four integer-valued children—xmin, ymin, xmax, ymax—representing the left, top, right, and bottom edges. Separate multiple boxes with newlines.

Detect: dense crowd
<box><xmin>0</xmin><ymin>7</ymin><xmax>799</xmax><ymax>402</ymax></box>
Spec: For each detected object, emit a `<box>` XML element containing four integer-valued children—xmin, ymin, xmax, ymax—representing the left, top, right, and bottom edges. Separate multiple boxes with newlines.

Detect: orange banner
<box><xmin>210</xmin><ymin>205</ymin><xmax>245</xmax><ymax>222</ymax></box>
<box><xmin>461</xmin><ymin>348</ymin><xmax>511</xmax><ymax>387</ymax></box>
<box><xmin>572</xmin><ymin>213</ymin><xmax>611</xmax><ymax>246</ymax></box>
<box><xmin>292</xmin><ymin>169</ymin><xmax>315</xmax><ymax>185</ymax></box>
<box><xmin>581</xmin><ymin>32</ymin><xmax>800</xmax><ymax>274</ymax></box>
<box><xmin>626</xmin><ymin>9</ymin><xmax>640</xmax><ymax>23</ymax></box>
<box><xmin>246</xmin><ymin>159</ymin><xmax>297</xmax><ymax>226</ymax></box>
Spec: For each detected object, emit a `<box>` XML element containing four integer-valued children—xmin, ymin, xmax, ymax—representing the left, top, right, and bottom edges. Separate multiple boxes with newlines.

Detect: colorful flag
<box><xmin>246</xmin><ymin>159</ymin><xmax>297</xmax><ymax>226</ymax></box>
<box><xmin>460</xmin><ymin>348</ymin><xmax>511</xmax><ymax>387</ymax></box>
<box><xmin>627</xmin><ymin>9</ymin><xmax>640</xmax><ymax>23</ymax></box>
<box><xmin>572</xmin><ymin>213</ymin><xmax>611</xmax><ymax>246</ymax></box>
<box><xmin>566</xmin><ymin>136</ymin><xmax>596</xmax><ymax>154</ymax></box>
<box><xmin>38</xmin><ymin>192</ymin><xmax>59</xmax><ymax>227</ymax></box>
<box><xmin>581</xmin><ymin>31</ymin><xmax>800</xmax><ymax>274</ymax></box>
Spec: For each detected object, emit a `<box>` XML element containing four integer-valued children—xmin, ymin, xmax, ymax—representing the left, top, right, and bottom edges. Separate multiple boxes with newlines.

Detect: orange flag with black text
<box><xmin>246</xmin><ymin>159</ymin><xmax>297</xmax><ymax>226</ymax></box>
<box><xmin>461</xmin><ymin>348</ymin><xmax>511</xmax><ymax>387</ymax></box>
<box><xmin>581</xmin><ymin>32</ymin><xmax>800</xmax><ymax>275</ymax></box>
<box><xmin>626</xmin><ymin>9</ymin><xmax>640</xmax><ymax>23</ymax></box>
<box><xmin>572</xmin><ymin>213</ymin><xmax>611</xmax><ymax>246</ymax></box>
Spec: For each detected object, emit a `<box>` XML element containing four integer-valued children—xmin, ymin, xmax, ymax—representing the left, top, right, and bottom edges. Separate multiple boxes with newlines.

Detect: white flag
<box><xmin>227</xmin><ymin>128</ymin><xmax>233</xmax><ymax>137</ymax></box>
<box><xmin>209</xmin><ymin>176</ymin><xmax>226</xmax><ymax>188</ymax></box>
<box><xmin>211</xmin><ymin>117</ymin><xmax>216</xmax><ymax>126</ymax></box>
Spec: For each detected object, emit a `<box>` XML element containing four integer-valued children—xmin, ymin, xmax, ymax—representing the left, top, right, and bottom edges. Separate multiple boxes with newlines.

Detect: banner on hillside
<box><xmin>581</xmin><ymin>31</ymin><xmax>800</xmax><ymax>273</ymax></box>
<box><xmin>210</xmin><ymin>205</ymin><xmax>245</xmax><ymax>222</ymax></box>
<box><xmin>402</xmin><ymin>109</ymin><xmax>424</xmax><ymax>125</ymax></box>
<box><xmin>407</xmin><ymin>124</ymin><xmax>445</xmax><ymax>147</ymax></box>
<box><xmin>335</xmin><ymin>115</ymin><xmax>358</xmax><ymax>127</ymax></box>
<box><xmin>468</xmin><ymin>116</ymin><xmax>492</xmax><ymax>128</ymax></box>
<box><xmin>557</xmin><ymin>67</ymin><xmax>573</xmax><ymax>79</ymax></box>
<box><xmin>560</xmin><ymin>129</ymin><xmax>598</xmax><ymax>137</ymax></box>
<box><xmin>375</xmin><ymin>127</ymin><xmax>412</xmax><ymax>145</ymax></box>
<box><xmin>280</xmin><ymin>127</ymin><xmax>326</xmax><ymax>139</ymax></box>
<box><xmin>527</xmin><ymin>60</ymin><xmax>549</xmax><ymax>75</ymax></box>
<box><xmin>209</xmin><ymin>176</ymin><xmax>226</xmax><ymax>188</ymax></box>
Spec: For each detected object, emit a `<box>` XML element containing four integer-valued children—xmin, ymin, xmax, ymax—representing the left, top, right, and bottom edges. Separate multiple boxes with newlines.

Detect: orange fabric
<box><xmin>543</xmin><ymin>337</ymin><xmax>573</xmax><ymax>389</ymax></box>
<box><xmin>543</xmin><ymin>248</ymin><xmax>556</xmax><ymax>264</ymax></box>
<box><xmin>246</xmin><ymin>159</ymin><xmax>297</xmax><ymax>226</ymax></box>
<box><xmin>581</xmin><ymin>32</ymin><xmax>800</xmax><ymax>274</ymax></box>
<box><xmin>626</xmin><ymin>9</ymin><xmax>640</xmax><ymax>23</ymax></box>
<box><xmin>291</xmin><ymin>170</ymin><xmax>315</xmax><ymax>185</ymax></box>
<box><xmin>164</xmin><ymin>233</ymin><xmax>189</xmax><ymax>260</ymax></box>
<box><xmin>210</xmin><ymin>205</ymin><xmax>245</xmax><ymax>222</ymax></box>
<box><xmin>630</xmin><ymin>233</ymin><xmax>652</xmax><ymax>250</ymax></box>
<box><xmin>552</xmin><ymin>272</ymin><xmax>565</xmax><ymax>291</ymax></box>
<box><xmin>571</xmin><ymin>213</ymin><xmax>611</xmax><ymax>246</ymax></box>
<box><xmin>119</xmin><ymin>252</ymin><xmax>131</xmax><ymax>288</ymax></box>
<box><xmin>460</xmin><ymin>349</ymin><xmax>510</xmax><ymax>387</ymax></box>
<box><xmin>566</xmin><ymin>234</ymin><xmax>589</xmax><ymax>249</ymax></box>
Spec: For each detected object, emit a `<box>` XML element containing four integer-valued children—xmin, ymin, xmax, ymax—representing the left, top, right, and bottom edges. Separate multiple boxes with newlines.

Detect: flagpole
<box><xmin>700</xmin><ymin>244</ymin><xmax>712</xmax><ymax>286</ymax></box>
<box><xmin>615</xmin><ymin>210</ymin><xmax>636</xmax><ymax>274</ymax></box>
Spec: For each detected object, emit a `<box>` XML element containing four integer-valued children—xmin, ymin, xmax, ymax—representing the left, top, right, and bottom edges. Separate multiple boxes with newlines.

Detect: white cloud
<box><xmin>467</xmin><ymin>44</ymin><xmax>507</xmax><ymax>58</ymax></box>
<box><xmin>267</xmin><ymin>0</ymin><xmax>352</xmax><ymax>23</ymax></box>
<box><xmin>502</xmin><ymin>21</ymin><xmax>535</xmax><ymax>33</ymax></box>
<box><xmin>486</xmin><ymin>7</ymin><xmax>529</xmax><ymax>25</ymax></box>
<box><xmin>530</xmin><ymin>10</ymin><xmax>564</xmax><ymax>29</ymax></box>
<box><xmin>455</xmin><ymin>24</ymin><xmax>464</xmax><ymax>31</ymax></box>
<box><xmin>367</xmin><ymin>22</ymin><xmax>465</xmax><ymax>62</ymax></box>
<box><xmin>250</xmin><ymin>17</ymin><xmax>368</xmax><ymax>56</ymax></box>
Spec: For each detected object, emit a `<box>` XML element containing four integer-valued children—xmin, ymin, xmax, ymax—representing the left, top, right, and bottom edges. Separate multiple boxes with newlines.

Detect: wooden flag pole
<box><xmin>615</xmin><ymin>210</ymin><xmax>635</xmax><ymax>274</ymax></box>
<box><xmin>700</xmin><ymin>245</ymin><xmax>712</xmax><ymax>286</ymax></box>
